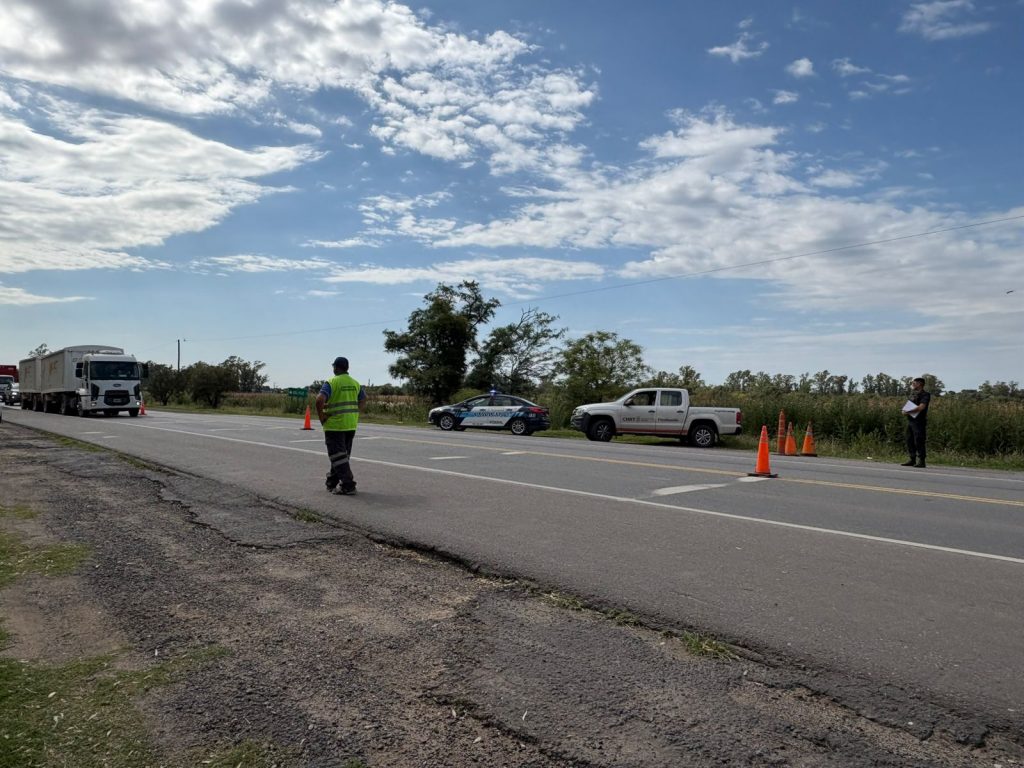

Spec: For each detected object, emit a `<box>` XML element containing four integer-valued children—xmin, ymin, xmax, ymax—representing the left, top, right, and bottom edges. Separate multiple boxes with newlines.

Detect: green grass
<box><xmin>0</xmin><ymin>640</ymin><xmax>231</xmax><ymax>768</ymax></box>
<box><xmin>0</xmin><ymin>531</ymin><xmax>91</xmax><ymax>589</ymax></box>
<box><xmin>0</xmin><ymin>504</ymin><xmax>37</xmax><ymax>520</ymax></box>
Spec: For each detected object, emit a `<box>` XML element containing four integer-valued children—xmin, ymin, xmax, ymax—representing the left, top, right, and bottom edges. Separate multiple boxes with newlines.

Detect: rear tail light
<box><xmin>526</xmin><ymin>407</ymin><xmax>547</xmax><ymax>415</ymax></box>
<box><xmin>736</xmin><ymin>411</ymin><xmax>742</xmax><ymax>423</ymax></box>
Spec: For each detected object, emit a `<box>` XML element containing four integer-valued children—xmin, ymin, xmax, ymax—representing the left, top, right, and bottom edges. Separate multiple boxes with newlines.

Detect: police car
<box><xmin>428</xmin><ymin>393</ymin><xmax>551</xmax><ymax>435</ymax></box>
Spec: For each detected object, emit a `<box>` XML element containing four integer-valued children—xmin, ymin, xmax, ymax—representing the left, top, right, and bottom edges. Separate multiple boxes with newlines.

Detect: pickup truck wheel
<box><xmin>509</xmin><ymin>418</ymin><xmax>528</xmax><ymax>436</ymax></box>
<box><xmin>689</xmin><ymin>424</ymin><xmax>717</xmax><ymax>448</ymax></box>
<box><xmin>437</xmin><ymin>413</ymin><xmax>456</xmax><ymax>431</ymax></box>
<box><xmin>586</xmin><ymin>418</ymin><xmax>615</xmax><ymax>442</ymax></box>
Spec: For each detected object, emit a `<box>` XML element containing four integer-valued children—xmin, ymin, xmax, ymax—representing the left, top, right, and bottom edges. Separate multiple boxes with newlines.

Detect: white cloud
<box><xmin>0</xmin><ymin>101</ymin><xmax>318</xmax><ymax>274</ymax></box>
<box><xmin>900</xmin><ymin>0</ymin><xmax>992</xmax><ymax>40</ymax></box>
<box><xmin>303</xmin><ymin>238</ymin><xmax>381</xmax><ymax>249</ymax></box>
<box><xmin>708</xmin><ymin>32</ymin><xmax>769</xmax><ymax>63</ymax></box>
<box><xmin>786</xmin><ymin>58</ymin><xmax>815</xmax><ymax>78</ymax></box>
<box><xmin>832</xmin><ymin>58</ymin><xmax>871</xmax><ymax>77</ymax></box>
<box><xmin>323</xmin><ymin>256</ymin><xmax>605</xmax><ymax>297</ymax></box>
<box><xmin>338</xmin><ymin>111</ymin><xmax>1023</xmax><ymax>345</ymax></box>
<box><xmin>194</xmin><ymin>254</ymin><xmax>336</xmax><ymax>273</ymax></box>
<box><xmin>0</xmin><ymin>0</ymin><xmax>596</xmax><ymax>179</ymax></box>
<box><xmin>0</xmin><ymin>283</ymin><xmax>90</xmax><ymax>305</ymax></box>
<box><xmin>773</xmin><ymin>90</ymin><xmax>800</xmax><ymax>105</ymax></box>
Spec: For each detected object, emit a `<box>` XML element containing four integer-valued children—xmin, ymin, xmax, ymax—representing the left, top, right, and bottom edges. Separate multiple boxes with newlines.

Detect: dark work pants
<box><xmin>324</xmin><ymin>430</ymin><xmax>356</xmax><ymax>489</ymax></box>
<box><xmin>906</xmin><ymin>419</ymin><xmax>926</xmax><ymax>462</ymax></box>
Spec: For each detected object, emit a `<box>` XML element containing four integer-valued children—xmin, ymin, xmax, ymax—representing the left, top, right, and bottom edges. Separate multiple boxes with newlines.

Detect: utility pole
<box><xmin>177</xmin><ymin>339</ymin><xmax>186</xmax><ymax>371</ymax></box>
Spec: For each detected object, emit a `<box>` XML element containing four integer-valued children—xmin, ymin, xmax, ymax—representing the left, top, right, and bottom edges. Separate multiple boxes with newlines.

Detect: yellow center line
<box><xmin>376</xmin><ymin>434</ymin><xmax>1024</xmax><ymax>508</ymax></box>
<box><xmin>783</xmin><ymin>477</ymin><xmax>1024</xmax><ymax>507</ymax></box>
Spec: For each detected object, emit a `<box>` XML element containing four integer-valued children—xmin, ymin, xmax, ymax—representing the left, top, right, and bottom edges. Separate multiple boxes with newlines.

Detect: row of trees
<box><xmin>383</xmin><ymin>282</ymin><xmax>999</xmax><ymax>407</ymax></box>
<box><xmin>145</xmin><ymin>357</ymin><xmax>268</xmax><ymax>407</ymax></box>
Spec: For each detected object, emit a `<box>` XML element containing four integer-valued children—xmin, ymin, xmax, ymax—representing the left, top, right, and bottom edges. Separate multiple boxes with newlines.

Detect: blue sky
<box><xmin>1</xmin><ymin>0</ymin><xmax>1021</xmax><ymax>391</ymax></box>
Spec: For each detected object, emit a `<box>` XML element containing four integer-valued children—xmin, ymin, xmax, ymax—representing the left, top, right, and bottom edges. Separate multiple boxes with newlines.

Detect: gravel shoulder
<box><xmin>1</xmin><ymin>423</ymin><xmax>1021</xmax><ymax>767</ymax></box>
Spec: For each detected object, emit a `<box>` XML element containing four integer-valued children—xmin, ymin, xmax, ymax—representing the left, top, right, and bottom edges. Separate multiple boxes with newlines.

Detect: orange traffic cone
<box><xmin>785</xmin><ymin>422</ymin><xmax>798</xmax><ymax>455</ymax></box>
<box><xmin>776</xmin><ymin>410</ymin><xmax>787</xmax><ymax>454</ymax></box>
<box><xmin>302</xmin><ymin>405</ymin><xmax>313</xmax><ymax>430</ymax></box>
<box><xmin>800</xmin><ymin>420</ymin><xmax>818</xmax><ymax>457</ymax></box>
<box><xmin>748</xmin><ymin>425</ymin><xmax>778</xmax><ymax>478</ymax></box>
<box><xmin>139</xmin><ymin>400</ymin><xmax>146</xmax><ymax>416</ymax></box>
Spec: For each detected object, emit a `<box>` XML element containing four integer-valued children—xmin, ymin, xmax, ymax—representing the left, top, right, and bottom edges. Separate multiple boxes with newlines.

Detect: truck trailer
<box><xmin>19</xmin><ymin>346</ymin><xmax>147</xmax><ymax>417</ymax></box>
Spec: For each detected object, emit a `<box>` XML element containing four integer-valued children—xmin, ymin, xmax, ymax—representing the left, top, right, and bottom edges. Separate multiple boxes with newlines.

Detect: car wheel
<box><xmin>438</xmin><ymin>413</ymin><xmax>456</xmax><ymax>431</ymax></box>
<box><xmin>509</xmin><ymin>418</ymin><xmax>528</xmax><ymax>435</ymax></box>
<box><xmin>689</xmin><ymin>424</ymin><xmax>717</xmax><ymax>448</ymax></box>
<box><xmin>586</xmin><ymin>418</ymin><xmax>614</xmax><ymax>442</ymax></box>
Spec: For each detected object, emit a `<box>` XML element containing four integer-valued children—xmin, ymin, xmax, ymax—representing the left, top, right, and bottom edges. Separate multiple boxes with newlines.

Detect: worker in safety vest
<box><xmin>315</xmin><ymin>356</ymin><xmax>366</xmax><ymax>494</ymax></box>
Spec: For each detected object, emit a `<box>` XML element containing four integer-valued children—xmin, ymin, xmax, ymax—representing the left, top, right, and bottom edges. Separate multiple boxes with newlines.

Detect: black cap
<box><xmin>332</xmin><ymin>356</ymin><xmax>349</xmax><ymax>370</ymax></box>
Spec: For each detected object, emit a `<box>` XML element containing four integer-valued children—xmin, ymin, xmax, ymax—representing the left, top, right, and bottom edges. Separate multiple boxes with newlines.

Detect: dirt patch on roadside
<box><xmin>1</xmin><ymin>423</ymin><xmax>1021</xmax><ymax>767</ymax></box>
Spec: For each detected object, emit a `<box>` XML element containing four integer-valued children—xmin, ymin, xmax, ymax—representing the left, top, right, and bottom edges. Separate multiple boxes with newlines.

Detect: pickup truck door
<box><xmin>620</xmin><ymin>390</ymin><xmax>658</xmax><ymax>432</ymax></box>
<box><xmin>654</xmin><ymin>390</ymin><xmax>688</xmax><ymax>434</ymax></box>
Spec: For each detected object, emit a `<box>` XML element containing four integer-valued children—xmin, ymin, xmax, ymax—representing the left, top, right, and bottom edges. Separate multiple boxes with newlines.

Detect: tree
<box><xmin>383</xmin><ymin>281</ymin><xmax>500</xmax><ymax>404</ymax></box>
<box><xmin>28</xmin><ymin>343</ymin><xmax>49</xmax><ymax>357</ymax></box>
<box><xmin>222</xmin><ymin>356</ymin><xmax>269</xmax><ymax>392</ymax></box>
<box><xmin>553</xmin><ymin>331</ymin><xmax>649</xmax><ymax>405</ymax></box>
<box><xmin>185</xmin><ymin>362</ymin><xmax>236</xmax><ymax>408</ymax></box>
<box><xmin>466</xmin><ymin>308</ymin><xmax>565</xmax><ymax>395</ymax></box>
<box><xmin>144</xmin><ymin>362</ymin><xmax>183</xmax><ymax>406</ymax></box>
<box><xmin>723</xmin><ymin>370</ymin><xmax>753</xmax><ymax>392</ymax></box>
<box><xmin>677</xmin><ymin>365</ymin><xmax>705</xmax><ymax>390</ymax></box>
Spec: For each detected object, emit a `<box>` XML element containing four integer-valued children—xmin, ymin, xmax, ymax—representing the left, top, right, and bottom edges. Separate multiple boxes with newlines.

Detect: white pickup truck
<box><xmin>569</xmin><ymin>388</ymin><xmax>742</xmax><ymax>447</ymax></box>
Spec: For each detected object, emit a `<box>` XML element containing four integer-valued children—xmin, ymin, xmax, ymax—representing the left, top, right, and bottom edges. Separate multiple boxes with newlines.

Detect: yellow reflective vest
<box><xmin>323</xmin><ymin>373</ymin><xmax>361</xmax><ymax>431</ymax></box>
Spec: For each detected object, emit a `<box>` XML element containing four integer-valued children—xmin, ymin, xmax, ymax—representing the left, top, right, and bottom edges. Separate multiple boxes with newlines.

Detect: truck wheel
<box><xmin>688</xmin><ymin>424</ymin><xmax>717</xmax><ymax>448</ymax></box>
<box><xmin>76</xmin><ymin>399</ymin><xmax>87</xmax><ymax>417</ymax></box>
<box><xmin>509</xmin><ymin>418</ymin><xmax>528</xmax><ymax>435</ymax></box>
<box><xmin>128</xmin><ymin>409</ymin><xmax>139</xmax><ymax>418</ymax></box>
<box><xmin>60</xmin><ymin>396</ymin><xmax>71</xmax><ymax>416</ymax></box>
<box><xmin>34</xmin><ymin>396</ymin><xmax>43</xmax><ymax>412</ymax></box>
<box><xmin>438</xmin><ymin>413</ymin><xmax>456</xmax><ymax>431</ymax></box>
<box><xmin>586</xmin><ymin>419</ymin><xmax>615</xmax><ymax>442</ymax></box>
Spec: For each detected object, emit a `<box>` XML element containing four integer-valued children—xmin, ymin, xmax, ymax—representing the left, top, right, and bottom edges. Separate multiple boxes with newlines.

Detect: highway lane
<box><xmin>4</xmin><ymin>405</ymin><xmax>1023</xmax><ymax>721</ymax></box>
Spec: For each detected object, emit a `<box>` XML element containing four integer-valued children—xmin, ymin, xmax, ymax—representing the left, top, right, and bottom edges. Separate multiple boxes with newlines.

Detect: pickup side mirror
<box><xmin>75</xmin><ymin>363</ymin><xmax>83</xmax><ymax>378</ymax></box>
<box><xmin>623</xmin><ymin>399</ymin><xmax>633</xmax><ymax>407</ymax></box>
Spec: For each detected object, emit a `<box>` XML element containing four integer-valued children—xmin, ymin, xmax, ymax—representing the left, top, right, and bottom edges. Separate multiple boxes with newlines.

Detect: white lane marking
<box><xmin>80</xmin><ymin>431</ymin><xmax>105</xmax><ymax>435</ymax></box>
<box><xmin>651</xmin><ymin>484</ymin><xmax>726</xmax><ymax>496</ymax></box>
<box><xmin>209</xmin><ymin>428</ymin><xmax>255</xmax><ymax>432</ymax></box>
<box><xmin>118</xmin><ymin>422</ymin><xmax>1024</xmax><ymax>566</ymax></box>
<box><xmin>100</xmin><ymin>435</ymin><xmax>118</xmax><ymax>440</ymax></box>
<box><xmin>431</xmin><ymin>456</ymin><xmax>468</xmax><ymax>461</ymax></box>
<box><xmin>502</xmin><ymin>451</ymin><xmax>527</xmax><ymax>455</ymax></box>
<box><xmin>289</xmin><ymin>439</ymin><xmax>322</xmax><ymax>444</ymax></box>
<box><xmin>738</xmin><ymin>476</ymin><xmax>770</xmax><ymax>483</ymax></box>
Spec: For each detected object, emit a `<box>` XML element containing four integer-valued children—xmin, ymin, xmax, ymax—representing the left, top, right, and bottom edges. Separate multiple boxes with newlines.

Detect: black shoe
<box><xmin>900</xmin><ymin>460</ymin><xmax>916</xmax><ymax>467</ymax></box>
<box><xmin>915</xmin><ymin>462</ymin><xmax>926</xmax><ymax>468</ymax></box>
<box><xmin>326</xmin><ymin>480</ymin><xmax>338</xmax><ymax>492</ymax></box>
<box><xmin>339</xmin><ymin>484</ymin><xmax>357</xmax><ymax>495</ymax></box>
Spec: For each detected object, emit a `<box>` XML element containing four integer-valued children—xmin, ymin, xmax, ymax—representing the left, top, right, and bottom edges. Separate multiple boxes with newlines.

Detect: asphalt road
<box><xmin>5</xmin><ymin>405</ymin><xmax>1023</xmax><ymax>724</ymax></box>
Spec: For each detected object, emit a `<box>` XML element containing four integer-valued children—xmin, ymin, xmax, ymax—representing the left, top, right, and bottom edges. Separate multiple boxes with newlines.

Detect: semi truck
<box><xmin>19</xmin><ymin>346</ymin><xmax>147</xmax><ymax>417</ymax></box>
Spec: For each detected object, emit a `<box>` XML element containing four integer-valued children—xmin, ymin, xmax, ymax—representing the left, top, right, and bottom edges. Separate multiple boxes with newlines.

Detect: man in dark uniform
<box><xmin>901</xmin><ymin>377</ymin><xmax>931</xmax><ymax>468</ymax></box>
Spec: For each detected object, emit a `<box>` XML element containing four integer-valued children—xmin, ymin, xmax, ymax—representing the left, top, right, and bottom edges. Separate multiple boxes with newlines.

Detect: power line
<box><xmin>175</xmin><ymin>213</ymin><xmax>1024</xmax><ymax>346</ymax></box>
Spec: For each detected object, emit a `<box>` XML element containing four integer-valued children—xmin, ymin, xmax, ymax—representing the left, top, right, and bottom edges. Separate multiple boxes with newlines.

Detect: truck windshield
<box><xmin>89</xmin><ymin>362</ymin><xmax>140</xmax><ymax>380</ymax></box>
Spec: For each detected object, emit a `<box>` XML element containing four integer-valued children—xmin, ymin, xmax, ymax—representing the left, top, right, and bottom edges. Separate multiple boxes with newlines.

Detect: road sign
<box><xmin>287</xmin><ymin>388</ymin><xmax>309</xmax><ymax>398</ymax></box>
